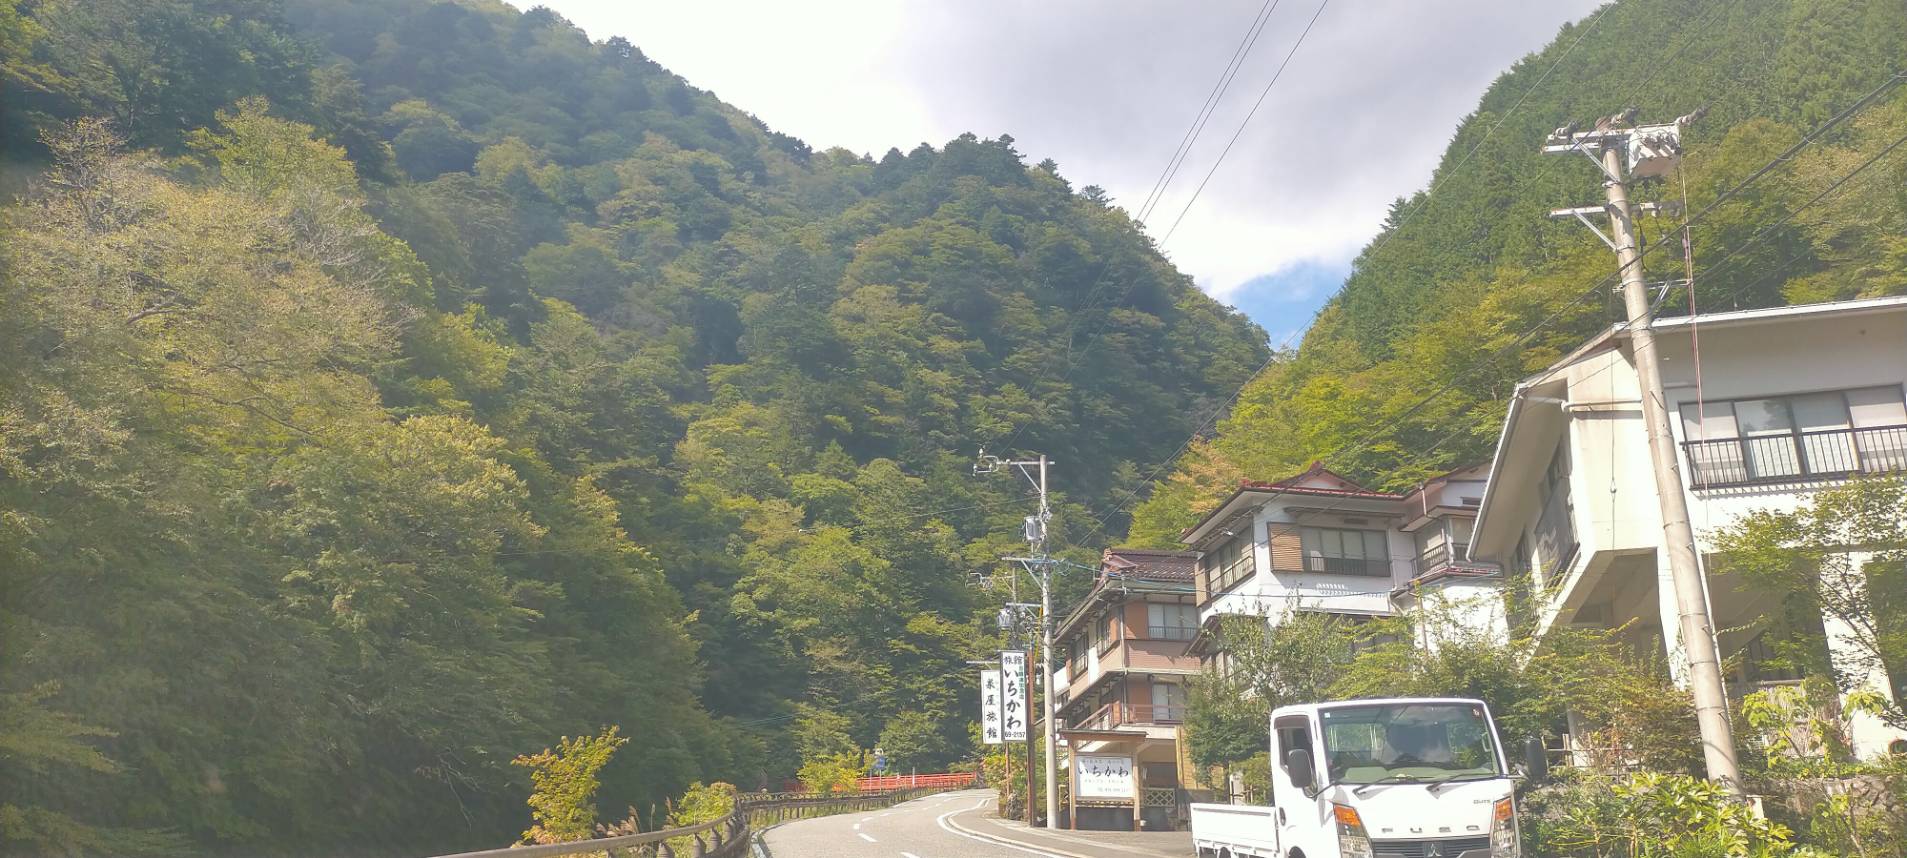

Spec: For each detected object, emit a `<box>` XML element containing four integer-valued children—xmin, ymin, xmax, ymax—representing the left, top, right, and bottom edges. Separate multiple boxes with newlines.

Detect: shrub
<box><xmin>1522</xmin><ymin>771</ymin><xmax>1824</xmax><ymax>858</ymax></box>
<box><xmin>512</xmin><ymin>726</ymin><xmax>629</xmax><ymax>845</ymax></box>
<box><xmin>797</xmin><ymin>752</ymin><xmax>867</xmax><ymax>794</ymax></box>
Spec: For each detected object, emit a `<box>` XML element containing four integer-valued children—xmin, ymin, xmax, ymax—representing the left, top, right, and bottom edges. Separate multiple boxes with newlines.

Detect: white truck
<box><xmin>1189</xmin><ymin>698</ymin><xmax>1522</xmax><ymax>858</ymax></box>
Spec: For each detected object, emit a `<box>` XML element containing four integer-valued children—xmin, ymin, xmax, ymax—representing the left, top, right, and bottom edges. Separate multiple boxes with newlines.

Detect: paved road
<box><xmin>760</xmin><ymin>789</ymin><xmax>1191</xmax><ymax>858</ymax></box>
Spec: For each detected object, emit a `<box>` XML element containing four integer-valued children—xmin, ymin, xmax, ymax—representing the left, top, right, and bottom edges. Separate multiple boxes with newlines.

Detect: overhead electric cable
<box><xmin>1157</xmin><ymin>0</ymin><xmax>1336</xmax><ymax>246</ymax></box>
<box><xmin>1134</xmin><ymin>0</ymin><xmax>1285</xmax><ymax>224</ymax></box>
<box><xmin>1076</xmin><ymin>80</ymin><xmax>1907</xmax><ymax>543</ymax></box>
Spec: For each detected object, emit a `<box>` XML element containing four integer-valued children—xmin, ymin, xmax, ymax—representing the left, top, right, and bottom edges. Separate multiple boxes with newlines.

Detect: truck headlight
<box><xmin>1490</xmin><ymin>797</ymin><xmax>1518</xmax><ymax>857</ymax></box>
<box><xmin>1334</xmin><ymin>804</ymin><xmax>1374</xmax><ymax>858</ymax></box>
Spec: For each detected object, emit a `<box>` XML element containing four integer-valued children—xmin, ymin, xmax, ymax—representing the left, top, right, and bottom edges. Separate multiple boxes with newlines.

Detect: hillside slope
<box><xmin>0</xmin><ymin>1</ymin><xmax>1265</xmax><ymax>855</ymax></box>
<box><xmin>1127</xmin><ymin>0</ymin><xmax>1907</xmax><ymax>545</ymax></box>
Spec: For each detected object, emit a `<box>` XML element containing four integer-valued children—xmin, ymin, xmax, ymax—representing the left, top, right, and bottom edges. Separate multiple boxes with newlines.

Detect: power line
<box><xmin>994</xmin><ymin>0</ymin><xmax>1338</xmax><ymax>458</ymax></box>
<box><xmin>1157</xmin><ymin>0</ymin><xmax>1336</xmax><ymax>246</ymax></box>
<box><xmin>1075</xmin><ymin>76</ymin><xmax>1907</xmax><ymax>544</ymax></box>
<box><xmin>1134</xmin><ymin>0</ymin><xmax>1286</xmax><ymax>224</ymax></box>
<box><xmin>982</xmin><ymin>0</ymin><xmax>1329</xmax><ymax>456</ymax></box>
<box><xmin>1055</xmin><ymin>0</ymin><xmax>1626</xmax><ymax>430</ymax></box>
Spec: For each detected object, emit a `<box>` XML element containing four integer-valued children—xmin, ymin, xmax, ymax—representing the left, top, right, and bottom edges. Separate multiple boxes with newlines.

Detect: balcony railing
<box><xmin>1295</xmin><ymin>555</ymin><xmax>1390</xmax><ymax>577</ymax></box>
<box><xmin>1412</xmin><ymin>542</ymin><xmax>1499</xmax><ymax>578</ymax></box>
<box><xmin>1683</xmin><ymin>425</ymin><xmax>1907</xmax><ymax>489</ymax></box>
<box><xmin>1071</xmin><ymin>701</ymin><xmax>1186</xmax><ymax>731</ymax></box>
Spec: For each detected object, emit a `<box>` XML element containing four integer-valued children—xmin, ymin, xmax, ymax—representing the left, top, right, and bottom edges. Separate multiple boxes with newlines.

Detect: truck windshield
<box><xmin>1318</xmin><ymin>702</ymin><xmax>1501</xmax><ymax>785</ymax></box>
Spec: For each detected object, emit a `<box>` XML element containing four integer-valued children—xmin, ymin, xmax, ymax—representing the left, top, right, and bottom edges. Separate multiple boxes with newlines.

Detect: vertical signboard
<box><xmin>1072</xmin><ymin>754</ymin><xmax>1136</xmax><ymax>799</ymax></box>
<box><xmin>1000</xmin><ymin>650</ymin><xmax>1028</xmax><ymax>742</ymax></box>
<box><xmin>980</xmin><ymin>670</ymin><xmax>1003</xmax><ymax>745</ymax></box>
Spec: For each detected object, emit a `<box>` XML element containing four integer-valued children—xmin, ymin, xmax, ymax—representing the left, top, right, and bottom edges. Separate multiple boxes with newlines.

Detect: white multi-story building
<box><xmin>1180</xmin><ymin>462</ymin><xmax>1505</xmax><ymax>657</ymax></box>
<box><xmin>1469</xmin><ymin>295</ymin><xmax>1907</xmax><ymax>758</ymax></box>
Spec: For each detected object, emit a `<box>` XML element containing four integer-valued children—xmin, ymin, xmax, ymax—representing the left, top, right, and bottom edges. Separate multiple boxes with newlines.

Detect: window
<box><xmin>1096</xmin><ymin>610</ymin><xmax>1119</xmax><ymax>654</ymax></box>
<box><xmin>1275</xmin><ymin>717</ymin><xmax>1314</xmax><ymax>792</ymax></box>
<box><xmin>1681</xmin><ymin>386</ymin><xmax>1907</xmax><ymax>487</ymax></box>
<box><xmin>1298</xmin><ymin>527</ymin><xmax>1390</xmax><ymax>577</ymax></box>
<box><xmin>1319</xmin><ymin>702</ymin><xmax>1500</xmax><ymax>785</ymax></box>
<box><xmin>1149</xmin><ymin>682</ymin><xmax>1186</xmax><ymax>722</ymax></box>
<box><xmin>1201</xmin><ymin>532</ymin><xmax>1256</xmax><ymax>595</ymax></box>
<box><xmin>1533</xmin><ymin>443</ymin><xmax>1577</xmax><ymax>573</ymax></box>
<box><xmin>1147</xmin><ymin>603</ymin><xmax>1197</xmax><ymax>640</ymax></box>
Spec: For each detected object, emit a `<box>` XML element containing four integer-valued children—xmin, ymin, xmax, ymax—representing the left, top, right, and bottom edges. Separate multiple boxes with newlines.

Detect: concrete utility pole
<box><xmin>975</xmin><ymin>450</ymin><xmax>1063</xmax><ymax>827</ymax></box>
<box><xmin>1543</xmin><ymin>109</ymin><xmax>1741</xmax><ymax>790</ymax></box>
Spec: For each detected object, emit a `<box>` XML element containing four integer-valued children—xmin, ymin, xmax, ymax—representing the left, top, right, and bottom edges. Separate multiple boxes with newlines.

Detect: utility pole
<box><xmin>975</xmin><ymin>450</ymin><xmax>1063</xmax><ymax>828</ymax></box>
<box><xmin>1543</xmin><ymin>108</ymin><xmax>1741</xmax><ymax>790</ymax></box>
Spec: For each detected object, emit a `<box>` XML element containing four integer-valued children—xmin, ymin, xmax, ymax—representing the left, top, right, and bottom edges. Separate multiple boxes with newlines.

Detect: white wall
<box><xmin>1485</xmin><ymin>305</ymin><xmax>1907</xmax><ymax>758</ymax></box>
<box><xmin>1199</xmin><ymin>498</ymin><xmax>1410</xmax><ymax>625</ymax></box>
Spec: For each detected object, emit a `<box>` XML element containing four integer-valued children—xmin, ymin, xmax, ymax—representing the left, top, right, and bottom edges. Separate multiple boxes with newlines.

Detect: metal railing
<box><xmin>1411</xmin><ymin>542</ymin><xmax>1498</xmax><ymax>577</ymax></box>
<box><xmin>1297</xmin><ymin>555</ymin><xmax>1390</xmax><ymax>577</ymax></box>
<box><xmin>1072</xmin><ymin>701</ymin><xmax>1186</xmax><ymax>730</ymax></box>
<box><xmin>1683</xmin><ymin>424</ymin><xmax>1907</xmax><ymax>489</ymax></box>
<box><xmin>421</xmin><ymin>787</ymin><xmax>949</xmax><ymax>858</ymax></box>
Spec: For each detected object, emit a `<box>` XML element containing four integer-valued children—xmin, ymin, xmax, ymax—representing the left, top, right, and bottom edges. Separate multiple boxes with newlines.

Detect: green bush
<box><xmin>511</xmin><ymin>726</ymin><xmax>629</xmax><ymax>845</ymax></box>
<box><xmin>1522</xmin><ymin>771</ymin><xmax>1826</xmax><ymax>858</ymax></box>
<box><xmin>797</xmin><ymin>752</ymin><xmax>868</xmax><ymax>795</ymax></box>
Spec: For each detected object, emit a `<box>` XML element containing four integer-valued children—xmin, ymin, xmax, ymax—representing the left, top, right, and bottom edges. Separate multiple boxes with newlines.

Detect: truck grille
<box><xmin>1371</xmin><ymin>836</ymin><xmax>1492</xmax><ymax>858</ymax></box>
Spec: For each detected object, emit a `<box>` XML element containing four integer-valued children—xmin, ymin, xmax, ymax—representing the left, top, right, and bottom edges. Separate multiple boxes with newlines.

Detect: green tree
<box><xmin>512</xmin><ymin>727</ymin><xmax>629</xmax><ymax>845</ymax></box>
<box><xmin>1712</xmin><ymin>477</ymin><xmax>1907</xmax><ymax>730</ymax></box>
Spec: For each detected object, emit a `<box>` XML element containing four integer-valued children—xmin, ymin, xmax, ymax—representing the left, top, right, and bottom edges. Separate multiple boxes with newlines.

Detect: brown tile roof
<box><xmin>1101</xmin><ymin>547</ymin><xmax>1196</xmax><ymax>581</ymax></box>
<box><xmin>1237</xmin><ymin>460</ymin><xmax>1401</xmax><ymax>500</ymax></box>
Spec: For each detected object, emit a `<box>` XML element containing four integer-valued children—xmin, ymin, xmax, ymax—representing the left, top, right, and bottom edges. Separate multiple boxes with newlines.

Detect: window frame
<box><xmin>1297</xmin><ymin>525</ymin><xmax>1392</xmax><ymax>577</ymax></box>
<box><xmin>1679</xmin><ymin>384</ymin><xmax>1907</xmax><ymax>487</ymax></box>
<box><xmin>1146</xmin><ymin>602</ymin><xmax>1198</xmax><ymax>641</ymax></box>
<box><xmin>1201</xmin><ymin>531</ymin><xmax>1257</xmax><ymax>596</ymax></box>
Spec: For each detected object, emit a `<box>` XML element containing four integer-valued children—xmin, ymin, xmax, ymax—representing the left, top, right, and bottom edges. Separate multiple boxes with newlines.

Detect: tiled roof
<box><xmin>1237</xmin><ymin>460</ymin><xmax>1401</xmax><ymax>500</ymax></box>
<box><xmin>1101</xmin><ymin>547</ymin><xmax>1196</xmax><ymax>581</ymax></box>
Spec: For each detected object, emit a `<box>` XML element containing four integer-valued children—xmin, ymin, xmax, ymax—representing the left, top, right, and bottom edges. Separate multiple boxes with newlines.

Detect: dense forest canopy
<box><xmin>5</xmin><ymin>0</ymin><xmax>1906</xmax><ymax>855</ymax></box>
<box><xmin>1125</xmin><ymin>0</ymin><xmax>1907</xmax><ymax>546</ymax></box>
<box><xmin>0</xmin><ymin>0</ymin><xmax>1265</xmax><ymax>855</ymax></box>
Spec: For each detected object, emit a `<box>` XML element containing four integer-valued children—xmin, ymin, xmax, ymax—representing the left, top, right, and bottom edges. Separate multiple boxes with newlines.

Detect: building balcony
<box><xmin>1061</xmin><ymin>638</ymin><xmax>1199</xmax><ymax>705</ymax></box>
<box><xmin>1266</xmin><ymin>556</ymin><xmax>1394</xmax><ymax>578</ymax></box>
<box><xmin>1070</xmin><ymin>701</ymin><xmax>1186</xmax><ymax>731</ymax></box>
<box><xmin>1683</xmin><ymin>424</ymin><xmax>1907</xmax><ymax>489</ymax></box>
<box><xmin>1411</xmin><ymin>542</ymin><xmax>1499</xmax><ymax>578</ymax></box>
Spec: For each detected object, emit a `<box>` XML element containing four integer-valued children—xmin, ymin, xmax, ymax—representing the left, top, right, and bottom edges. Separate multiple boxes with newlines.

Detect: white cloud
<box><xmin>519</xmin><ymin>0</ymin><xmax>1603</xmax><ymax>320</ymax></box>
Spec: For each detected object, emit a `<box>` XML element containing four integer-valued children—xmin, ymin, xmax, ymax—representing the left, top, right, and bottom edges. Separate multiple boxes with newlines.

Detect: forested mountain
<box><xmin>0</xmin><ymin>1</ymin><xmax>1266</xmax><ymax>855</ymax></box>
<box><xmin>1127</xmin><ymin>0</ymin><xmax>1907</xmax><ymax>545</ymax></box>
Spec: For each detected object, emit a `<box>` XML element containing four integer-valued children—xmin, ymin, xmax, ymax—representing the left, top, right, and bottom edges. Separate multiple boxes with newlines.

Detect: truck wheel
<box><xmin>1288</xmin><ymin>850</ymin><xmax>1305</xmax><ymax>858</ymax></box>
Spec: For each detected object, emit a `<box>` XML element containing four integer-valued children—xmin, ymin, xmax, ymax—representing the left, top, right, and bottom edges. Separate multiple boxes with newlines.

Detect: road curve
<box><xmin>761</xmin><ymin>789</ymin><xmax>1191</xmax><ymax>858</ymax></box>
<box><xmin>761</xmin><ymin>789</ymin><xmax>1056</xmax><ymax>858</ymax></box>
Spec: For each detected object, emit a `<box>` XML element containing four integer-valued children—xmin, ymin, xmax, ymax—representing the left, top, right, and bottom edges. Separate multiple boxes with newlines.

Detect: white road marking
<box><xmin>901</xmin><ymin>853</ymin><xmax>923</xmax><ymax>858</ymax></box>
<box><xmin>853</xmin><ymin>823</ymin><xmax>862</xmax><ymax>830</ymax></box>
<box><xmin>858</xmin><ymin>832</ymin><xmax>878</xmax><ymax>843</ymax></box>
<box><xmin>934</xmin><ymin>796</ymin><xmax>1076</xmax><ymax>858</ymax></box>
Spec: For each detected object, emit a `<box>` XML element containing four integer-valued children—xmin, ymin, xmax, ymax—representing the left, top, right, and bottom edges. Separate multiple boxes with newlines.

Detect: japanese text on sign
<box><xmin>1072</xmin><ymin>754</ymin><xmax>1135</xmax><ymax>799</ymax></box>
<box><xmin>999</xmin><ymin>651</ymin><xmax>1027</xmax><ymax>742</ymax></box>
<box><xmin>980</xmin><ymin>669</ymin><xmax>1003</xmax><ymax>745</ymax></box>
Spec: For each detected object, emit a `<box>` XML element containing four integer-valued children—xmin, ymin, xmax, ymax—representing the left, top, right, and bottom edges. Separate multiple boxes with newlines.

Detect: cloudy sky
<box><xmin>523</xmin><ymin>0</ymin><xmax>1603</xmax><ymax>342</ymax></box>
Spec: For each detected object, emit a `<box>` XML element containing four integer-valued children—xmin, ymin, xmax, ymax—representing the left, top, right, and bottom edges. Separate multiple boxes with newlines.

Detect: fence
<box><xmin>854</xmin><ymin>772</ymin><xmax>974</xmax><ymax>791</ymax></box>
<box><xmin>420</xmin><ymin>787</ymin><xmax>952</xmax><ymax>858</ymax></box>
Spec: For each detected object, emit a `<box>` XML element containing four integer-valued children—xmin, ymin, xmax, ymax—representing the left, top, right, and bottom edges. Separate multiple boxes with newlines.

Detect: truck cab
<box><xmin>1192</xmin><ymin>697</ymin><xmax>1518</xmax><ymax>858</ymax></box>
